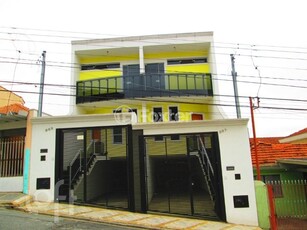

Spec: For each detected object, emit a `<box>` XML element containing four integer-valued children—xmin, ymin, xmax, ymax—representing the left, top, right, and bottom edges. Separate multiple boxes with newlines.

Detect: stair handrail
<box><xmin>86</xmin><ymin>140</ymin><xmax>97</xmax><ymax>169</ymax></box>
<box><xmin>69</xmin><ymin>148</ymin><xmax>83</xmax><ymax>191</ymax></box>
<box><xmin>197</xmin><ymin>136</ymin><xmax>214</xmax><ymax>176</ymax></box>
<box><xmin>196</xmin><ymin>136</ymin><xmax>215</xmax><ymax>202</ymax></box>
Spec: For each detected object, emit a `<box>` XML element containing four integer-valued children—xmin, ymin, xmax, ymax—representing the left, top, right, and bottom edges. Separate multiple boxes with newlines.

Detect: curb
<box><xmin>16</xmin><ymin>201</ymin><xmax>262</xmax><ymax>230</ymax></box>
<box><xmin>12</xmin><ymin>195</ymin><xmax>32</xmax><ymax>207</ymax></box>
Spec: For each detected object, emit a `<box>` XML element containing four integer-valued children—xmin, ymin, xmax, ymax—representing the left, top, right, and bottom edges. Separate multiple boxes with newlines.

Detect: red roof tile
<box><xmin>250</xmin><ymin>141</ymin><xmax>307</xmax><ymax>166</ymax></box>
<box><xmin>250</xmin><ymin>137</ymin><xmax>281</xmax><ymax>145</ymax></box>
<box><xmin>0</xmin><ymin>103</ymin><xmax>29</xmax><ymax>115</ymax></box>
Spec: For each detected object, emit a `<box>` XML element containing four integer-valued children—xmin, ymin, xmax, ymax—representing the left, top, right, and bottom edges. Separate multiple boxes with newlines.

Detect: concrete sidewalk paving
<box><xmin>1</xmin><ymin>193</ymin><xmax>261</xmax><ymax>230</ymax></box>
<box><xmin>0</xmin><ymin>192</ymin><xmax>32</xmax><ymax>207</ymax></box>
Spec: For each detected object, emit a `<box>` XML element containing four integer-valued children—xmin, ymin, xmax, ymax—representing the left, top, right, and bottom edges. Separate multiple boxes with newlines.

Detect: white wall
<box><xmin>136</xmin><ymin>119</ymin><xmax>258</xmax><ymax>226</ymax></box>
<box><xmin>29</xmin><ymin>115</ymin><xmax>258</xmax><ymax>226</ymax></box>
<box><xmin>0</xmin><ymin>177</ymin><xmax>23</xmax><ymax>192</ymax></box>
<box><xmin>29</xmin><ymin>114</ymin><xmax>132</xmax><ymax>202</ymax></box>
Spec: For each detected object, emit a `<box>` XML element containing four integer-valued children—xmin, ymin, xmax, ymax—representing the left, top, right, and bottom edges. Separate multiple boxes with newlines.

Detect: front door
<box><xmin>145</xmin><ymin>63</ymin><xmax>165</xmax><ymax>96</ymax></box>
<box><xmin>123</xmin><ymin>64</ymin><xmax>141</xmax><ymax>97</ymax></box>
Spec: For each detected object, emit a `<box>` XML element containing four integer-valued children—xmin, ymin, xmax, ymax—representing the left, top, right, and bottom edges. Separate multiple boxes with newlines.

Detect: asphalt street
<box><xmin>0</xmin><ymin>207</ymin><xmax>139</xmax><ymax>230</ymax></box>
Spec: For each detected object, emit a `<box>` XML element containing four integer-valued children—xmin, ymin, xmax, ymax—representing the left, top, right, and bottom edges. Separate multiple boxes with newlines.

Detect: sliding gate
<box><xmin>143</xmin><ymin>133</ymin><xmax>225</xmax><ymax>220</ymax></box>
<box><xmin>56</xmin><ymin>125</ymin><xmax>133</xmax><ymax>211</ymax></box>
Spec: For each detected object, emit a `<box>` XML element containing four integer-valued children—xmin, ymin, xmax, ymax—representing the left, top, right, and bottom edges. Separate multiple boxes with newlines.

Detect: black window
<box><xmin>128</xmin><ymin>108</ymin><xmax>137</xmax><ymax>114</ymax></box>
<box><xmin>129</xmin><ymin>108</ymin><xmax>138</xmax><ymax>122</ymax></box>
<box><xmin>167</xmin><ymin>58</ymin><xmax>207</xmax><ymax>65</ymax></box>
<box><xmin>113</xmin><ymin>109</ymin><xmax>122</xmax><ymax>113</ymax></box>
<box><xmin>154</xmin><ymin>135</ymin><xmax>164</xmax><ymax>141</ymax></box>
<box><xmin>169</xmin><ymin>106</ymin><xmax>178</xmax><ymax>121</ymax></box>
<box><xmin>171</xmin><ymin>134</ymin><xmax>180</xmax><ymax>141</ymax></box>
<box><xmin>81</xmin><ymin>63</ymin><xmax>120</xmax><ymax>71</ymax></box>
<box><xmin>153</xmin><ymin>107</ymin><xmax>163</xmax><ymax>122</ymax></box>
<box><xmin>113</xmin><ymin>127</ymin><xmax>123</xmax><ymax>144</ymax></box>
<box><xmin>113</xmin><ymin>109</ymin><xmax>123</xmax><ymax>144</ymax></box>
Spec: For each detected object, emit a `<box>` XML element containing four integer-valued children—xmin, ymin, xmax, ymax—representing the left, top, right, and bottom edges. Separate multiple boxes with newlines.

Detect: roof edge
<box><xmin>72</xmin><ymin>31</ymin><xmax>214</xmax><ymax>45</ymax></box>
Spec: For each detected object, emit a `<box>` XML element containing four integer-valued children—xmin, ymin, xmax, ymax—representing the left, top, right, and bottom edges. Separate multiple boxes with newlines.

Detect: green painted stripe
<box><xmin>23</xmin><ymin>149</ymin><xmax>30</xmax><ymax>194</ymax></box>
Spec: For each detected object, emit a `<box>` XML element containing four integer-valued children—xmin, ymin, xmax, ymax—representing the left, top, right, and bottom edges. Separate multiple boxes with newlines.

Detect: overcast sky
<box><xmin>0</xmin><ymin>0</ymin><xmax>306</xmax><ymax>137</ymax></box>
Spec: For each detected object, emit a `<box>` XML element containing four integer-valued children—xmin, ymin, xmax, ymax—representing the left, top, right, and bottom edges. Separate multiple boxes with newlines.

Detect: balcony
<box><xmin>76</xmin><ymin>73</ymin><xmax>213</xmax><ymax>104</ymax></box>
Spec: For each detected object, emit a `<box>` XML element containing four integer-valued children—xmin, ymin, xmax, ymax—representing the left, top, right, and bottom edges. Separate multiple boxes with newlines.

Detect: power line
<box><xmin>0</xmin><ymin>86</ymin><xmax>304</xmax><ymax>107</ymax></box>
<box><xmin>3</xmin><ymin>32</ymin><xmax>307</xmax><ymax>62</ymax></box>
<box><xmin>1</xmin><ymin>54</ymin><xmax>307</xmax><ymax>87</ymax></box>
<box><xmin>3</xmin><ymin>27</ymin><xmax>307</xmax><ymax>56</ymax></box>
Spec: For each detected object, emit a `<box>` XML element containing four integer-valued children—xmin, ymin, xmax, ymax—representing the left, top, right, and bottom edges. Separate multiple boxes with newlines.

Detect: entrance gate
<box><xmin>56</xmin><ymin>126</ymin><xmax>133</xmax><ymax>211</ymax></box>
<box><xmin>143</xmin><ymin>133</ymin><xmax>225</xmax><ymax>219</ymax></box>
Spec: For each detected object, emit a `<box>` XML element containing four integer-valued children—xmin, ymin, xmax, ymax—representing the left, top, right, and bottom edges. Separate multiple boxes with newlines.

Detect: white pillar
<box><xmin>139</xmin><ymin>46</ymin><xmax>145</xmax><ymax>74</ymax></box>
<box><xmin>142</xmin><ymin>102</ymin><xmax>147</xmax><ymax>123</ymax></box>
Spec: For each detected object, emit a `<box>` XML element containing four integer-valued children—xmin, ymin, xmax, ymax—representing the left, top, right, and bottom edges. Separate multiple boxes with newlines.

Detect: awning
<box><xmin>0</xmin><ymin>113</ymin><xmax>27</xmax><ymax>124</ymax></box>
<box><xmin>277</xmin><ymin>158</ymin><xmax>307</xmax><ymax>172</ymax></box>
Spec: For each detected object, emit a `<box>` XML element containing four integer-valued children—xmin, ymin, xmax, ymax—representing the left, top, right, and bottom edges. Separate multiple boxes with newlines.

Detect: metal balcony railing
<box><xmin>76</xmin><ymin>73</ymin><xmax>213</xmax><ymax>104</ymax></box>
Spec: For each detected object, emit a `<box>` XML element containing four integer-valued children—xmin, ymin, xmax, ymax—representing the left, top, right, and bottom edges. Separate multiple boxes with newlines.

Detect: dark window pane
<box><xmin>154</xmin><ymin>135</ymin><xmax>164</xmax><ymax>141</ymax></box>
<box><xmin>169</xmin><ymin>106</ymin><xmax>178</xmax><ymax>121</ymax></box>
<box><xmin>171</xmin><ymin>134</ymin><xmax>180</xmax><ymax>140</ymax></box>
<box><xmin>113</xmin><ymin>127</ymin><xmax>122</xmax><ymax>144</ymax></box>
<box><xmin>167</xmin><ymin>58</ymin><xmax>207</xmax><ymax>65</ymax></box>
<box><xmin>153</xmin><ymin>107</ymin><xmax>163</xmax><ymax>122</ymax></box>
<box><xmin>81</xmin><ymin>63</ymin><xmax>120</xmax><ymax>71</ymax></box>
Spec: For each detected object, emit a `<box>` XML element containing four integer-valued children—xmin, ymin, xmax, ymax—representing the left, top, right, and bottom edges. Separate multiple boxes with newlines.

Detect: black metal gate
<box><xmin>55</xmin><ymin>125</ymin><xmax>133</xmax><ymax>211</ymax></box>
<box><xmin>143</xmin><ymin>133</ymin><xmax>225</xmax><ymax>220</ymax></box>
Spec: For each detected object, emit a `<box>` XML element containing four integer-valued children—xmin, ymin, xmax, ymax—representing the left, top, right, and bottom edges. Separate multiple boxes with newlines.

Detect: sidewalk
<box><xmin>0</xmin><ymin>192</ymin><xmax>261</xmax><ymax>230</ymax></box>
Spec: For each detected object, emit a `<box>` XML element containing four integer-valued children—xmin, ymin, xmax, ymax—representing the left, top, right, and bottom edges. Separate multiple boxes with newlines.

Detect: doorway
<box><xmin>55</xmin><ymin>126</ymin><xmax>133</xmax><ymax>211</ymax></box>
<box><xmin>142</xmin><ymin>133</ymin><xmax>225</xmax><ymax>220</ymax></box>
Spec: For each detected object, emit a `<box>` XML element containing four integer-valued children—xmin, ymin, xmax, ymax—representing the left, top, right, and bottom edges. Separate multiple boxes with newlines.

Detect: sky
<box><xmin>0</xmin><ymin>0</ymin><xmax>306</xmax><ymax>137</ymax></box>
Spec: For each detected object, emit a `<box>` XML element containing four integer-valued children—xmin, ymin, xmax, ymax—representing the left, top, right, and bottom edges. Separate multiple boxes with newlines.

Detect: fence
<box><xmin>267</xmin><ymin>180</ymin><xmax>307</xmax><ymax>230</ymax></box>
<box><xmin>0</xmin><ymin>136</ymin><xmax>25</xmax><ymax>177</ymax></box>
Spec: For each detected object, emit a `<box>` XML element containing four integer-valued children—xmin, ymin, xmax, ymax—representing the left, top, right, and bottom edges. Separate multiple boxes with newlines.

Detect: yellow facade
<box><xmin>0</xmin><ymin>86</ymin><xmax>24</xmax><ymax>107</ymax></box>
<box><xmin>86</xmin><ymin>128</ymin><xmax>127</xmax><ymax>158</ymax></box>
<box><xmin>85</xmin><ymin>102</ymin><xmax>210</xmax><ymax>123</ymax></box>
<box><xmin>146</xmin><ymin>136</ymin><xmax>187</xmax><ymax>156</ymax></box>
<box><xmin>76</xmin><ymin>46</ymin><xmax>213</xmax><ymax>123</ymax></box>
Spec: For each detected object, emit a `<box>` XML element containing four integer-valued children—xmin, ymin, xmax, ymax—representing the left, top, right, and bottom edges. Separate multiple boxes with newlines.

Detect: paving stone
<box><xmin>54</xmin><ymin>206</ymin><xmax>97</xmax><ymax>215</ymax></box>
<box><xmin>227</xmin><ymin>226</ymin><xmax>261</xmax><ymax>230</ymax></box>
<box><xmin>0</xmin><ymin>193</ymin><xmax>25</xmax><ymax>202</ymax></box>
<box><xmin>8</xmin><ymin>197</ymin><xmax>262</xmax><ymax>230</ymax></box>
<box><xmin>191</xmin><ymin>221</ymin><xmax>232</xmax><ymax>230</ymax></box>
<box><xmin>162</xmin><ymin>219</ymin><xmax>208</xmax><ymax>229</ymax></box>
<box><xmin>21</xmin><ymin>202</ymin><xmax>68</xmax><ymax>213</ymax></box>
<box><xmin>106</xmin><ymin>213</ymin><xmax>148</xmax><ymax>223</ymax></box>
<box><xmin>135</xmin><ymin>216</ymin><xmax>179</xmax><ymax>227</ymax></box>
<box><xmin>76</xmin><ymin>210</ymin><xmax>122</xmax><ymax>220</ymax></box>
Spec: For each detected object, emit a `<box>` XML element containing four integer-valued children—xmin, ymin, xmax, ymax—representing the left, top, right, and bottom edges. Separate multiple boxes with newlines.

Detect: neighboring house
<box><xmin>250</xmin><ymin>131</ymin><xmax>307</xmax><ymax>220</ymax></box>
<box><xmin>27</xmin><ymin>32</ymin><xmax>258</xmax><ymax>226</ymax></box>
<box><xmin>0</xmin><ymin>86</ymin><xmax>25</xmax><ymax>107</ymax></box>
<box><xmin>0</xmin><ymin>86</ymin><xmax>30</xmax><ymax>192</ymax></box>
<box><xmin>279</xmin><ymin>128</ymin><xmax>307</xmax><ymax>144</ymax></box>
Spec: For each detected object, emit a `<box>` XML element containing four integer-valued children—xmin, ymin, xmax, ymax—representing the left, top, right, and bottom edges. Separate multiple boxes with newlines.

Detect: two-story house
<box><xmin>27</xmin><ymin>32</ymin><xmax>258</xmax><ymax>226</ymax></box>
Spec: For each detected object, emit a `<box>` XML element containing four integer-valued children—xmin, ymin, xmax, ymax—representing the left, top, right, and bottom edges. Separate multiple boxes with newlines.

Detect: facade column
<box><xmin>139</xmin><ymin>46</ymin><xmax>145</xmax><ymax>74</ymax></box>
<box><xmin>23</xmin><ymin>109</ymin><xmax>36</xmax><ymax>194</ymax></box>
<box><xmin>142</xmin><ymin>102</ymin><xmax>147</xmax><ymax>123</ymax></box>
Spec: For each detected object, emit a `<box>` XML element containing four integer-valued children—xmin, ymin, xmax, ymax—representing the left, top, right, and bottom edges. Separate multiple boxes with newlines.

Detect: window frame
<box><xmin>113</xmin><ymin>126</ymin><xmax>123</xmax><ymax>144</ymax></box>
<box><xmin>112</xmin><ymin>109</ymin><xmax>123</xmax><ymax>144</ymax></box>
<box><xmin>169</xmin><ymin>106</ymin><xmax>179</xmax><ymax>121</ymax></box>
<box><xmin>153</xmin><ymin>107</ymin><xmax>163</xmax><ymax>122</ymax></box>
<box><xmin>170</xmin><ymin>134</ymin><xmax>180</xmax><ymax>141</ymax></box>
<box><xmin>81</xmin><ymin>63</ymin><xmax>120</xmax><ymax>71</ymax></box>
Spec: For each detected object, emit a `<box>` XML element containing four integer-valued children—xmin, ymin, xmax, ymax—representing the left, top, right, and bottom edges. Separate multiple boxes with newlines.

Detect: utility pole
<box><xmin>38</xmin><ymin>51</ymin><xmax>46</xmax><ymax>117</ymax></box>
<box><xmin>230</xmin><ymin>54</ymin><xmax>241</xmax><ymax>118</ymax></box>
<box><xmin>249</xmin><ymin>97</ymin><xmax>261</xmax><ymax>180</ymax></box>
